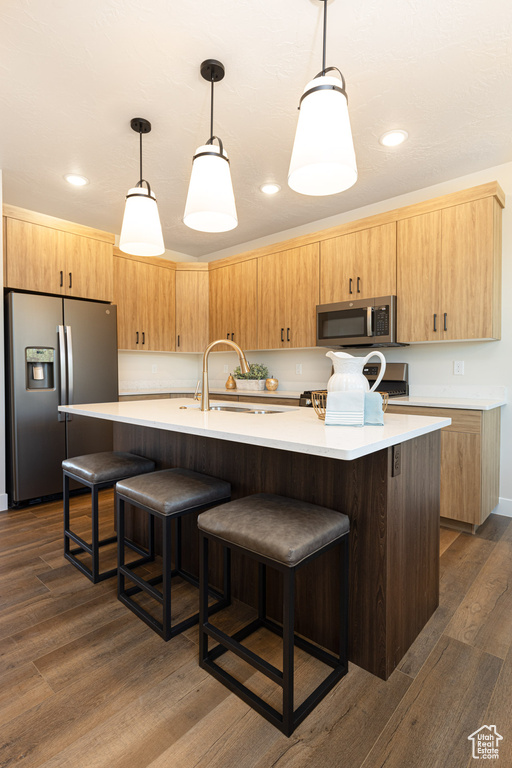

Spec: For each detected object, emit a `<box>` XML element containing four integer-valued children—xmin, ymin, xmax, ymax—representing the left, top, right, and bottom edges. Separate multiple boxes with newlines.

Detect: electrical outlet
<box><xmin>151</xmin><ymin>365</ymin><xmax>158</xmax><ymax>374</ymax></box>
<box><xmin>224</xmin><ymin>365</ymin><xmax>229</xmax><ymax>373</ymax></box>
<box><xmin>296</xmin><ymin>364</ymin><xmax>303</xmax><ymax>375</ymax></box>
<box><xmin>453</xmin><ymin>361</ymin><xmax>464</xmax><ymax>375</ymax></box>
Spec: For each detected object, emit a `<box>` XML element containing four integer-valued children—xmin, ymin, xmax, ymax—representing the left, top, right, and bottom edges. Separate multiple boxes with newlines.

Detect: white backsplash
<box><xmin>118</xmin><ymin>351</ymin><xmax>200</xmax><ymax>394</ymax></box>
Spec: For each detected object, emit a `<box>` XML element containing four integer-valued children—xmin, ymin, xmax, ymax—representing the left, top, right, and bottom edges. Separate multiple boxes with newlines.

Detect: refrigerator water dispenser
<box><xmin>26</xmin><ymin>347</ymin><xmax>55</xmax><ymax>389</ymax></box>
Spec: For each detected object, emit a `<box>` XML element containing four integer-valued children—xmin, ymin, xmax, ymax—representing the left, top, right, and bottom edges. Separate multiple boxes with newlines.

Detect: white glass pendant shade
<box><xmin>184</xmin><ymin>145</ymin><xmax>238</xmax><ymax>233</ymax></box>
<box><xmin>288</xmin><ymin>75</ymin><xmax>358</xmax><ymax>196</ymax></box>
<box><xmin>119</xmin><ymin>187</ymin><xmax>165</xmax><ymax>257</ymax></box>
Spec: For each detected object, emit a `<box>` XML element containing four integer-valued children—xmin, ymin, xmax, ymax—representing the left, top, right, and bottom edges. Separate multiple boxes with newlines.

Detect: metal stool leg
<box><xmin>91</xmin><ymin>484</ymin><xmax>100</xmax><ymax>582</ymax></box>
<box><xmin>282</xmin><ymin>566</ymin><xmax>295</xmax><ymax>736</ymax></box>
<box><xmin>199</xmin><ymin>533</ymin><xmax>209</xmax><ymax>663</ymax></box>
<box><xmin>63</xmin><ymin>473</ymin><xmax>70</xmax><ymax>558</ymax></box>
<box><xmin>162</xmin><ymin>515</ymin><xmax>173</xmax><ymax>641</ymax></box>
<box><xmin>117</xmin><ymin>497</ymin><xmax>126</xmax><ymax>599</ymax></box>
<box><xmin>258</xmin><ymin>562</ymin><xmax>266</xmax><ymax>620</ymax></box>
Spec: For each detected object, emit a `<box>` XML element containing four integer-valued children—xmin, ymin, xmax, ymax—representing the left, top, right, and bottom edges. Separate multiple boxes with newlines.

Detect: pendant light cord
<box><xmin>210</xmin><ymin>78</ymin><xmax>214</xmax><ymax>141</ymax></box>
<box><xmin>322</xmin><ymin>0</ymin><xmax>327</xmax><ymax>75</ymax></box>
<box><xmin>139</xmin><ymin>129</ymin><xmax>143</xmax><ymax>184</ymax></box>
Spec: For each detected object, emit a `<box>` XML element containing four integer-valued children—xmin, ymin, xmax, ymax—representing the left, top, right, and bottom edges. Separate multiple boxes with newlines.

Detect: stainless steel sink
<box><xmin>209</xmin><ymin>405</ymin><xmax>252</xmax><ymax>412</ymax></box>
<box><xmin>182</xmin><ymin>404</ymin><xmax>293</xmax><ymax>415</ymax></box>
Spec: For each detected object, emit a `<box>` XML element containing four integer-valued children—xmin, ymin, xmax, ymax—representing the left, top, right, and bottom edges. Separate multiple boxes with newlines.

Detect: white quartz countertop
<box><xmin>59</xmin><ymin>397</ymin><xmax>451</xmax><ymax>462</ymax></box>
<box><xmin>388</xmin><ymin>396</ymin><xmax>506</xmax><ymax>411</ymax></box>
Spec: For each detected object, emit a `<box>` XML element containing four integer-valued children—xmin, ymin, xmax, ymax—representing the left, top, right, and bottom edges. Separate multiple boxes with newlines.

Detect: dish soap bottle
<box><xmin>225</xmin><ymin>373</ymin><xmax>236</xmax><ymax>390</ymax></box>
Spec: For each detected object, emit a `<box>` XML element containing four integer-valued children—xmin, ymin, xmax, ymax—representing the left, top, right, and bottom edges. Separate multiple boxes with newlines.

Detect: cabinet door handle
<box><xmin>281</xmin><ymin>328</ymin><xmax>284</xmax><ymax>342</ymax></box>
<box><xmin>231</xmin><ymin>333</ymin><xmax>234</xmax><ymax>340</ymax></box>
<box><xmin>69</xmin><ymin>272</ymin><xmax>72</xmax><ymax>289</ymax></box>
<box><xmin>227</xmin><ymin>333</ymin><xmax>230</xmax><ymax>340</ymax></box>
<box><xmin>142</xmin><ymin>332</ymin><xmax>145</xmax><ymax>345</ymax></box>
<box><xmin>136</xmin><ymin>331</ymin><xmax>139</xmax><ymax>344</ymax></box>
<box><xmin>60</xmin><ymin>270</ymin><xmax>63</xmax><ymax>287</ymax></box>
<box><xmin>433</xmin><ymin>314</ymin><xmax>437</xmax><ymax>332</ymax></box>
<box><xmin>177</xmin><ymin>335</ymin><xmax>180</xmax><ymax>348</ymax></box>
<box><xmin>444</xmin><ymin>313</ymin><xmax>447</xmax><ymax>331</ymax></box>
<box><xmin>349</xmin><ymin>278</ymin><xmax>353</xmax><ymax>294</ymax></box>
<box><xmin>287</xmin><ymin>327</ymin><xmax>290</xmax><ymax>342</ymax></box>
<box><xmin>357</xmin><ymin>276</ymin><xmax>361</xmax><ymax>293</ymax></box>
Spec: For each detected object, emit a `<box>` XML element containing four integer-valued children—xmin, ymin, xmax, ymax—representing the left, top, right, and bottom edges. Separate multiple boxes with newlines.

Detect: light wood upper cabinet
<box><xmin>441</xmin><ymin>198</ymin><xmax>500</xmax><ymax>341</ymax></box>
<box><xmin>145</xmin><ymin>264</ymin><xmax>175</xmax><ymax>352</ymax></box>
<box><xmin>113</xmin><ymin>252</ymin><xmax>176</xmax><ymax>352</ymax></box>
<box><xmin>113</xmin><ymin>256</ymin><xmax>140</xmax><ymax>350</ymax></box>
<box><xmin>320</xmin><ymin>223</ymin><xmax>396</xmax><ymax>303</ymax></box>
<box><xmin>3</xmin><ymin>209</ymin><xmax>114</xmax><ymax>301</ymax></box>
<box><xmin>397</xmin><ymin>196</ymin><xmax>502</xmax><ymax>343</ymax></box>
<box><xmin>5</xmin><ymin>218</ymin><xmax>63</xmax><ymax>295</ymax></box>
<box><xmin>209</xmin><ymin>259</ymin><xmax>258</xmax><ymax>350</ymax></box>
<box><xmin>397</xmin><ymin>211</ymin><xmax>442</xmax><ymax>342</ymax></box>
<box><xmin>65</xmin><ymin>234</ymin><xmax>113</xmax><ymax>302</ymax></box>
<box><xmin>258</xmin><ymin>244</ymin><xmax>319</xmax><ymax>349</ymax></box>
<box><xmin>175</xmin><ymin>268</ymin><xmax>209</xmax><ymax>353</ymax></box>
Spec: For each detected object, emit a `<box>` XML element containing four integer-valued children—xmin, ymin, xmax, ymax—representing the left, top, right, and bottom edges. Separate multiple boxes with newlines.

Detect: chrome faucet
<box><xmin>201</xmin><ymin>339</ymin><xmax>250</xmax><ymax>411</ymax></box>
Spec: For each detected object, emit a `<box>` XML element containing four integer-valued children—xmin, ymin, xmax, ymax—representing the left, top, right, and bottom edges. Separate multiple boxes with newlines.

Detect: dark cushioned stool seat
<box><xmin>117</xmin><ymin>468</ymin><xmax>231</xmax><ymax>516</ymax></box>
<box><xmin>116</xmin><ymin>468</ymin><xmax>231</xmax><ymax>641</ymax></box>
<box><xmin>198</xmin><ymin>493</ymin><xmax>350</xmax><ymax>567</ymax></box>
<box><xmin>62</xmin><ymin>450</ymin><xmax>156</xmax><ymax>584</ymax></box>
<box><xmin>62</xmin><ymin>451</ymin><xmax>155</xmax><ymax>484</ymax></box>
<box><xmin>197</xmin><ymin>493</ymin><xmax>350</xmax><ymax>737</ymax></box>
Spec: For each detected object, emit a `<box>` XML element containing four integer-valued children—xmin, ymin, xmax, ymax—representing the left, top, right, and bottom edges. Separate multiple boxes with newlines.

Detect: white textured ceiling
<box><xmin>1</xmin><ymin>0</ymin><xmax>511</xmax><ymax>258</ymax></box>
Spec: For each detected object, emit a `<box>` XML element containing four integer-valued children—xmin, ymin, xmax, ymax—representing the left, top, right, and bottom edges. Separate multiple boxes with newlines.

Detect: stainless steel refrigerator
<box><xmin>5</xmin><ymin>291</ymin><xmax>118</xmax><ymax>505</ymax></box>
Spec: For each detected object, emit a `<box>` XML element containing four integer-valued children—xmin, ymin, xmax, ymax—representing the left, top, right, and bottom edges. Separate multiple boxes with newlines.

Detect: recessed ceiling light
<box><xmin>260</xmin><ymin>183</ymin><xmax>281</xmax><ymax>195</ymax></box>
<box><xmin>64</xmin><ymin>173</ymin><xmax>89</xmax><ymax>186</ymax></box>
<box><xmin>379</xmin><ymin>130</ymin><xmax>409</xmax><ymax>147</ymax></box>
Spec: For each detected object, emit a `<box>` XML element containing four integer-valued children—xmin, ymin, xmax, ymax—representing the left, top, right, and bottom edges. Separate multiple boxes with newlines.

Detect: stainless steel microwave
<box><xmin>316</xmin><ymin>295</ymin><xmax>404</xmax><ymax>347</ymax></box>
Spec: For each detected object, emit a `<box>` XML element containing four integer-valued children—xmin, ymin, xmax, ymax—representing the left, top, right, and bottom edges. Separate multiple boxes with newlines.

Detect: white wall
<box><xmin>0</xmin><ymin>171</ymin><xmax>7</xmax><ymax>510</ymax></box>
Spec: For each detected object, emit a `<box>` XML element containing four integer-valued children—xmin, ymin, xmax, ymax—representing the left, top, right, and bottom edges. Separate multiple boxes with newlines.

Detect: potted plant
<box><xmin>233</xmin><ymin>362</ymin><xmax>269</xmax><ymax>391</ymax></box>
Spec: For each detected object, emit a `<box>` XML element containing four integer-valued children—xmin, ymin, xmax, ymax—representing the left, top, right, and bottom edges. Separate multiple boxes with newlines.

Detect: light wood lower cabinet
<box><xmin>113</xmin><ymin>251</ymin><xmax>175</xmax><ymax>352</ymax></box>
<box><xmin>175</xmin><ymin>266</ymin><xmax>209</xmax><ymax>352</ymax></box>
<box><xmin>257</xmin><ymin>244</ymin><xmax>319</xmax><ymax>349</ymax></box>
<box><xmin>387</xmin><ymin>404</ymin><xmax>500</xmax><ymax>530</ymax></box>
<box><xmin>3</xmin><ymin>208</ymin><xmax>114</xmax><ymax>301</ymax></box>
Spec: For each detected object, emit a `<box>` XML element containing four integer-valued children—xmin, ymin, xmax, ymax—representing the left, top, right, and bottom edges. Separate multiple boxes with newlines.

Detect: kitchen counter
<box><xmin>59</xmin><ymin>397</ymin><xmax>445</xmax><ymax>680</ymax></box>
<box><xmin>119</xmin><ymin>387</ymin><xmax>302</xmax><ymax>399</ymax></box>
<box><xmin>390</xmin><ymin>395</ymin><xmax>506</xmax><ymax>410</ymax></box>
<box><xmin>59</xmin><ymin>397</ymin><xmax>450</xmax><ymax>462</ymax></box>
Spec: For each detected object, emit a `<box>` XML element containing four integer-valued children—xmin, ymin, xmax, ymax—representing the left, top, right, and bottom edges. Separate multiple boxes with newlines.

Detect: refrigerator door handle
<box><xmin>66</xmin><ymin>325</ymin><xmax>74</xmax><ymax>421</ymax></box>
<box><xmin>58</xmin><ymin>325</ymin><xmax>67</xmax><ymax>422</ymax></box>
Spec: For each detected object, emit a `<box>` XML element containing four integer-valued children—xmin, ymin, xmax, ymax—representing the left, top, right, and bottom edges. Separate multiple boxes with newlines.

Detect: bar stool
<box><xmin>197</xmin><ymin>493</ymin><xmax>350</xmax><ymax>737</ymax></box>
<box><xmin>116</xmin><ymin>468</ymin><xmax>232</xmax><ymax>641</ymax></box>
<box><xmin>63</xmin><ymin>451</ymin><xmax>156</xmax><ymax>583</ymax></box>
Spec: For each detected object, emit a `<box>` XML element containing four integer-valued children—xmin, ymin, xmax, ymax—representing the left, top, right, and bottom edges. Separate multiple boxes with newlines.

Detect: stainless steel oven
<box><xmin>316</xmin><ymin>295</ymin><xmax>403</xmax><ymax>347</ymax></box>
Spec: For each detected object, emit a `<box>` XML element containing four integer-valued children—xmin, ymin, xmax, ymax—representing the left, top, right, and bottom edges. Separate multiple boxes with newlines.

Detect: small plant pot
<box><xmin>234</xmin><ymin>379</ymin><xmax>266</xmax><ymax>391</ymax></box>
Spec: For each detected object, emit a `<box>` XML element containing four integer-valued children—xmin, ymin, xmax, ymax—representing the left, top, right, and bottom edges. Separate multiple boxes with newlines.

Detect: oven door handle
<box><xmin>366</xmin><ymin>306</ymin><xmax>373</xmax><ymax>337</ymax></box>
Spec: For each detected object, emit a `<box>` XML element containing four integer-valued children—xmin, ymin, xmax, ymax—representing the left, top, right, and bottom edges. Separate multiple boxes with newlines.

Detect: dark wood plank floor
<box><xmin>0</xmin><ymin>492</ymin><xmax>511</xmax><ymax>768</ymax></box>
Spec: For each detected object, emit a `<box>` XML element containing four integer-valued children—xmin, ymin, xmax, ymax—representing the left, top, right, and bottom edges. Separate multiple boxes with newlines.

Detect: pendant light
<box><xmin>288</xmin><ymin>0</ymin><xmax>357</xmax><ymax>196</ymax></box>
<box><xmin>119</xmin><ymin>118</ymin><xmax>165</xmax><ymax>257</ymax></box>
<box><xmin>184</xmin><ymin>59</ymin><xmax>238</xmax><ymax>233</ymax></box>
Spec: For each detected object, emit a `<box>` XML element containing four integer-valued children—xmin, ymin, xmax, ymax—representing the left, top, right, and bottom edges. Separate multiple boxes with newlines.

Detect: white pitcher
<box><xmin>326</xmin><ymin>350</ymin><xmax>386</xmax><ymax>392</ymax></box>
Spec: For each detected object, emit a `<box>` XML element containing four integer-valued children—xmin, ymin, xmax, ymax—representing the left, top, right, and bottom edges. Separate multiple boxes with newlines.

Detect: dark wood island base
<box><xmin>113</xmin><ymin>424</ymin><xmax>440</xmax><ymax>680</ymax></box>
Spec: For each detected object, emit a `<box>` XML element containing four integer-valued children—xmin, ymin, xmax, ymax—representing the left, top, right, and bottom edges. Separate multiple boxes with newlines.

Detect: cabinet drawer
<box><xmin>386</xmin><ymin>405</ymin><xmax>481</xmax><ymax>433</ymax></box>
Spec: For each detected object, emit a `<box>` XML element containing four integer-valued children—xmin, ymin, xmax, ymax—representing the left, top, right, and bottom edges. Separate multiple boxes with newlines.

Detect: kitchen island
<box><xmin>59</xmin><ymin>398</ymin><xmax>450</xmax><ymax>680</ymax></box>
